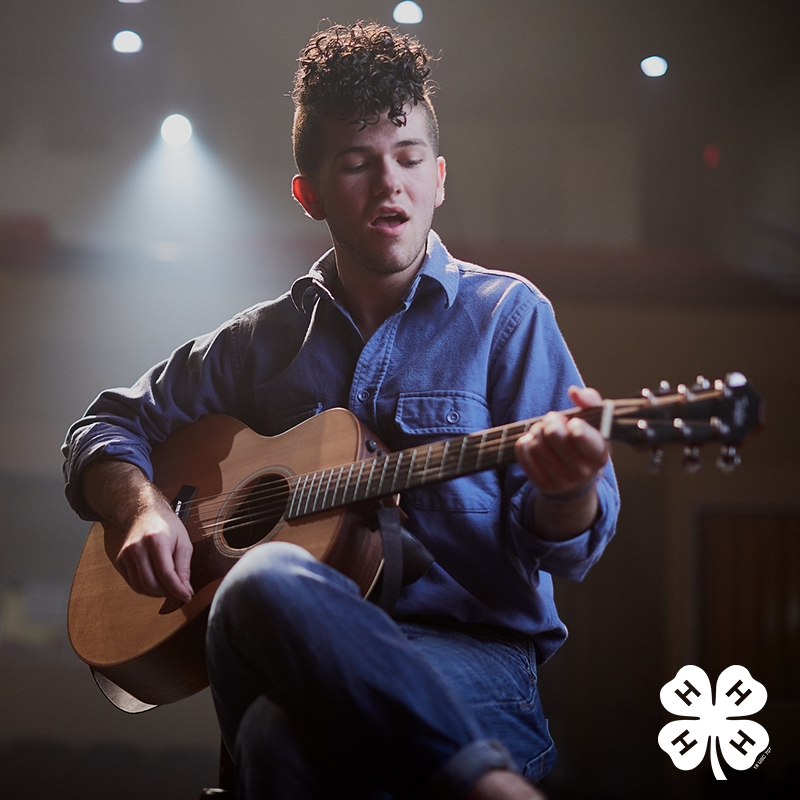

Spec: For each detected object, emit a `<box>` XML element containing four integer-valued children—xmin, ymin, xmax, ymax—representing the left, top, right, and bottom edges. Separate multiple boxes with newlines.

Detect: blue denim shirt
<box><xmin>63</xmin><ymin>232</ymin><xmax>619</xmax><ymax>661</ymax></box>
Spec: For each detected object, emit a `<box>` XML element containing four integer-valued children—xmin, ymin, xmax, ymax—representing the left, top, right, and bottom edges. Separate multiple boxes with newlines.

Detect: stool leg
<box><xmin>199</xmin><ymin>736</ymin><xmax>236</xmax><ymax>798</ymax></box>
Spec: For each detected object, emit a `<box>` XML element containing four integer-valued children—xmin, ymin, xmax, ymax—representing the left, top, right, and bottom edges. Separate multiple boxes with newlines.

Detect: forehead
<box><xmin>321</xmin><ymin>104</ymin><xmax>434</xmax><ymax>160</ymax></box>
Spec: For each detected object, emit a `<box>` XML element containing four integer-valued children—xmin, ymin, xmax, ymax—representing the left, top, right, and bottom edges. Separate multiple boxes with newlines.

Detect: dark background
<box><xmin>1</xmin><ymin>1</ymin><xmax>798</xmax><ymax>797</ymax></box>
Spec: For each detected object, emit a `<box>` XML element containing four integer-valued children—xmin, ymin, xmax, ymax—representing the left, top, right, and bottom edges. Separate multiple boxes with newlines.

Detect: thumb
<box><xmin>173</xmin><ymin>526</ymin><xmax>194</xmax><ymax>595</ymax></box>
<box><xmin>568</xmin><ymin>385</ymin><xmax>603</xmax><ymax>408</ymax></box>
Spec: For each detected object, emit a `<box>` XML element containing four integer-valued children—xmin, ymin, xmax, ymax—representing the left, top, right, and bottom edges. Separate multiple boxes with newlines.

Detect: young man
<box><xmin>63</xmin><ymin>22</ymin><xmax>619</xmax><ymax>799</ymax></box>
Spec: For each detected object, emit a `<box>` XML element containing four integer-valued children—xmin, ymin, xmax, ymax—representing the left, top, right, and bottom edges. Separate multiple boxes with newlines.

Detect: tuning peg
<box><xmin>711</xmin><ymin>416</ymin><xmax>730</xmax><ymax>436</ymax></box>
<box><xmin>716</xmin><ymin>444</ymin><xmax>741</xmax><ymax>473</ymax></box>
<box><xmin>692</xmin><ymin>375</ymin><xmax>711</xmax><ymax>391</ymax></box>
<box><xmin>682</xmin><ymin>445</ymin><xmax>702</xmax><ymax>473</ymax></box>
<box><xmin>725</xmin><ymin>372</ymin><xmax>747</xmax><ymax>388</ymax></box>
<box><xmin>655</xmin><ymin>380</ymin><xmax>672</xmax><ymax>396</ymax></box>
<box><xmin>648</xmin><ymin>447</ymin><xmax>664</xmax><ymax>475</ymax></box>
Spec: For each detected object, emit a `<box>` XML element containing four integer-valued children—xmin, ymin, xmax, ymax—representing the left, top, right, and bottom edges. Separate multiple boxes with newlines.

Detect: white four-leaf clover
<box><xmin>658</xmin><ymin>665</ymin><xmax>769</xmax><ymax>780</ymax></box>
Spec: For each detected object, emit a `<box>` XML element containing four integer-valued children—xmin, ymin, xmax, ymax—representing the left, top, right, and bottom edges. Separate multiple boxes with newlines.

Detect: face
<box><xmin>293</xmin><ymin>104</ymin><xmax>446</xmax><ymax>280</ymax></box>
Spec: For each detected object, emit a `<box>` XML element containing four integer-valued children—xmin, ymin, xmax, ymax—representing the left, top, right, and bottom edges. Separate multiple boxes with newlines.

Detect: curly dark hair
<box><xmin>292</xmin><ymin>22</ymin><xmax>439</xmax><ymax>177</ymax></box>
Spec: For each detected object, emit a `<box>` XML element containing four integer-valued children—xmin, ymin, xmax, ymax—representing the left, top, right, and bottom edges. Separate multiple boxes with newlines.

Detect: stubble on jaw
<box><xmin>333</xmin><ymin>233</ymin><xmax>429</xmax><ymax>279</ymax></box>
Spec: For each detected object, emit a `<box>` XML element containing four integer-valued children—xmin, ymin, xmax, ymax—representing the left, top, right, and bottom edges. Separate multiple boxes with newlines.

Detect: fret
<box><xmin>475</xmin><ymin>430</ymin><xmax>488</xmax><ymax>472</ymax></box>
<box><xmin>438</xmin><ymin>441</ymin><xmax>450</xmax><ymax>480</ymax></box>
<box><xmin>406</xmin><ymin>449</ymin><xmax>418</xmax><ymax>489</ymax></box>
<box><xmin>302</xmin><ymin>472</ymin><xmax>318</xmax><ymax>515</ymax></box>
<box><xmin>310</xmin><ymin>470</ymin><xmax>323</xmax><ymax>514</ymax></box>
<box><xmin>456</xmin><ymin>435</ymin><xmax>467</xmax><ymax>476</ymax></box>
<box><xmin>294</xmin><ymin>473</ymin><xmax>310</xmax><ymax>517</ymax></box>
<box><xmin>421</xmin><ymin>444</ymin><xmax>433</xmax><ymax>486</ymax></box>
<box><xmin>320</xmin><ymin>470</ymin><xmax>333</xmax><ymax>511</ymax></box>
<box><xmin>287</xmin><ymin>477</ymin><xmax>300</xmax><ymax>518</ymax></box>
<box><xmin>332</xmin><ymin>465</ymin><xmax>344</xmax><ymax>508</ymax></box>
<box><xmin>390</xmin><ymin>452</ymin><xmax>403</xmax><ymax>493</ymax></box>
<box><xmin>378</xmin><ymin>454</ymin><xmax>390</xmax><ymax>497</ymax></box>
<box><xmin>343</xmin><ymin>463</ymin><xmax>355</xmax><ymax>505</ymax></box>
<box><xmin>313</xmin><ymin>470</ymin><xmax>326</xmax><ymax>512</ymax></box>
<box><xmin>354</xmin><ymin>460</ymin><xmax>367</xmax><ymax>502</ymax></box>
<box><xmin>497</xmin><ymin>427</ymin><xmax>508</xmax><ymax>467</ymax></box>
<box><xmin>365</xmin><ymin>456</ymin><xmax>379</xmax><ymax>499</ymax></box>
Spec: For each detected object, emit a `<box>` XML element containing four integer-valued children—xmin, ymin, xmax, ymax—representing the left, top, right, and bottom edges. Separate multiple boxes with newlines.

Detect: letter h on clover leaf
<box><xmin>658</xmin><ymin>665</ymin><xmax>769</xmax><ymax>780</ymax></box>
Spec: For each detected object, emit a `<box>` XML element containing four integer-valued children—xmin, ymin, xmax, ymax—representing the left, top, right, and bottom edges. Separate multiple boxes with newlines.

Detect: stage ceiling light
<box><xmin>161</xmin><ymin>114</ymin><xmax>193</xmax><ymax>146</ymax></box>
<box><xmin>113</xmin><ymin>31</ymin><xmax>143</xmax><ymax>53</ymax></box>
<box><xmin>393</xmin><ymin>2</ymin><xmax>424</xmax><ymax>24</ymax></box>
<box><xmin>640</xmin><ymin>56</ymin><xmax>668</xmax><ymax>77</ymax></box>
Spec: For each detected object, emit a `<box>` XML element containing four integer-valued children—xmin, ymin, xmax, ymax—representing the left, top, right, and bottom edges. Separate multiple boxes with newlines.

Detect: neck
<box><xmin>333</xmin><ymin>249</ymin><xmax>426</xmax><ymax>341</ymax></box>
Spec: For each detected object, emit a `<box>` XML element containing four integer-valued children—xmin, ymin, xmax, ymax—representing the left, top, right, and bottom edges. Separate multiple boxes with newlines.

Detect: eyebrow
<box><xmin>333</xmin><ymin>138</ymin><xmax>430</xmax><ymax>160</ymax></box>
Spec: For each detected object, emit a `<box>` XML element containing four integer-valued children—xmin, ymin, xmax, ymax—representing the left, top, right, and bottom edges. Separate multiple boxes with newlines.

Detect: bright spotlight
<box><xmin>640</xmin><ymin>56</ymin><xmax>668</xmax><ymax>77</ymax></box>
<box><xmin>113</xmin><ymin>31</ymin><xmax>143</xmax><ymax>54</ymax></box>
<box><xmin>161</xmin><ymin>114</ymin><xmax>193</xmax><ymax>146</ymax></box>
<box><xmin>118</xmin><ymin>1</ymin><xmax>148</xmax><ymax>4</ymax></box>
<box><xmin>393</xmin><ymin>2</ymin><xmax>424</xmax><ymax>24</ymax></box>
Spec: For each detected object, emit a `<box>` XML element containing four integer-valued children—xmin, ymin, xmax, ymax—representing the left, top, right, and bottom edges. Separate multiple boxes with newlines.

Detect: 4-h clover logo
<box><xmin>659</xmin><ymin>665</ymin><xmax>769</xmax><ymax>780</ymax></box>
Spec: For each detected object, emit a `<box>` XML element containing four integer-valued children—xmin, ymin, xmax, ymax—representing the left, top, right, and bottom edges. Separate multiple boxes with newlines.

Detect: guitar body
<box><xmin>67</xmin><ymin>409</ymin><xmax>386</xmax><ymax>706</ymax></box>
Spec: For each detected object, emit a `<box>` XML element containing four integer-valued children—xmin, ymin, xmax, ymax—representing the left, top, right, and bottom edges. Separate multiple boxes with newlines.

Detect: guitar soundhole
<box><xmin>222</xmin><ymin>473</ymin><xmax>289</xmax><ymax>550</ymax></box>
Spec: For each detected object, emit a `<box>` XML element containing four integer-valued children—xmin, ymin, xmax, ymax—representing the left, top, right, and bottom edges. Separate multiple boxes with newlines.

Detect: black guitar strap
<box><xmin>374</xmin><ymin>506</ymin><xmax>434</xmax><ymax>615</ymax></box>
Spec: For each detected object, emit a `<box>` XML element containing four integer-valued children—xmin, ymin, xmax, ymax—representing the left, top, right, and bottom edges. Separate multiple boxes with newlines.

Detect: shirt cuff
<box><xmin>63</xmin><ymin>424</ymin><xmax>154</xmax><ymax>520</ymax></box>
<box><xmin>507</xmin><ymin>477</ymin><xmax>618</xmax><ymax>582</ymax></box>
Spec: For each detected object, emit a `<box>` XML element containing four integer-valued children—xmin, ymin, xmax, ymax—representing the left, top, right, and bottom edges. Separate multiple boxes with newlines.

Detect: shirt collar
<box><xmin>414</xmin><ymin>230</ymin><xmax>459</xmax><ymax>309</ymax></box>
<box><xmin>290</xmin><ymin>230</ymin><xmax>459</xmax><ymax>313</ymax></box>
<box><xmin>290</xmin><ymin>248</ymin><xmax>338</xmax><ymax>312</ymax></box>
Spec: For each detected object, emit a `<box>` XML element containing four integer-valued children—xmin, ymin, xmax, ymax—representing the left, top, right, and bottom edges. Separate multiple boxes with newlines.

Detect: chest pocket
<box><xmin>395</xmin><ymin>391</ymin><xmax>499</xmax><ymax>513</ymax></box>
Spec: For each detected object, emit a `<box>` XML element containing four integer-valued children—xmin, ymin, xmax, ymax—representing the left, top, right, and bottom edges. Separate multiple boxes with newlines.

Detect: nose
<box><xmin>374</xmin><ymin>157</ymin><xmax>402</xmax><ymax>195</ymax></box>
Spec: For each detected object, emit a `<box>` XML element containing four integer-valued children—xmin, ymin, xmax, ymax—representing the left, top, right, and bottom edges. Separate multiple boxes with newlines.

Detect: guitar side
<box><xmin>67</xmin><ymin>409</ymin><xmax>384</xmax><ymax>706</ymax></box>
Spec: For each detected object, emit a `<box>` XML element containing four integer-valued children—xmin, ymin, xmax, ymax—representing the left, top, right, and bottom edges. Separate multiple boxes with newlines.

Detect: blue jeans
<box><xmin>205</xmin><ymin>542</ymin><xmax>555</xmax><ymax>799</ymax></box>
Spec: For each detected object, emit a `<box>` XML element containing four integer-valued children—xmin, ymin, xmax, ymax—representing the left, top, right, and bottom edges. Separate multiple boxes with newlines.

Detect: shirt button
<box><xmin>357</xmin><ymin>389</ymin><xmax>371</xmax><ymax>402</ymax></box>
<box><xmin>445</xmin><ymin>410</ymin><xmax>460</xmax><ymax>424</ymax></box>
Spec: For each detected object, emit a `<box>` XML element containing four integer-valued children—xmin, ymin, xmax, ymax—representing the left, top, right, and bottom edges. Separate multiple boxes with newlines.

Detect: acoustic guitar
<box><xmin>67</xmin><ymin>373</ymin><xmax>761</xmax><ymax>708</ymax></box>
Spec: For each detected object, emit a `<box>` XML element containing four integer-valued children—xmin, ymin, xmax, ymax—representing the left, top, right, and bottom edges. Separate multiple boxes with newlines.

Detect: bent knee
<box><xmin>209</xmin><ymin>542</ymin><xmax>358</xmax><ymax>628</ymax></box>
<box><xmin>215</xmin><ymin>542</ymin><xmax>315</xmax><ymax>608</ymax></box>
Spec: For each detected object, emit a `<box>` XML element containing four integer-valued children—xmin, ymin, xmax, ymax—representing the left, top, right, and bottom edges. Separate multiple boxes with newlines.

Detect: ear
<box><xmin>434</xmin><ymin>156</ymin><xmax>446</xmax><ymax>208</ymax></box>
<box><xmin>292</xmin><ymin>175</ymin><xmax>326</xmax><ymax>221</ymax></box>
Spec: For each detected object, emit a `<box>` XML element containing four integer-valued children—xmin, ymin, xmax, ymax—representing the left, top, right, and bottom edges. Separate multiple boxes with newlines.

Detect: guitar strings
<box><xmin>180</xmin><ymin>403</ymin><xmax>644</xmax><ymax>542</ymax></box>
<box><xmin>184</xmin><ymin>401</ymin><xmax>674</xmax><ymax>540</ymax></box>
<box><xmin>185</xmin><ymin>402</ymin><xmax>668</xmax><ymax>540</ymax></box>
<box><xmin>165</xmin><ymin>390</ymin><xmax>716</xmax><ymax>543</ymax></box>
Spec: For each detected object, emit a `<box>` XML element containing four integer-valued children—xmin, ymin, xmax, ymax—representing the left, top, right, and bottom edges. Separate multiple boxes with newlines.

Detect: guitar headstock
<box><xmin>603</xmin><ymin>373</ymin><xmax>762</xmax><ymax>473</ymax></box>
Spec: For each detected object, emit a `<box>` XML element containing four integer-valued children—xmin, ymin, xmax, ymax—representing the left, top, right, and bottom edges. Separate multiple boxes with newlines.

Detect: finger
<box><xmin>150</xmin><ymin>537</ymin><xmax>193</xmax><ymax>604</ymax></box>
<box><xmin>517</xmin><ymin>420</ymin><xmax>575</xmax><ymax>493</ymax></box>
<box><xmin>173</xmin><ymin>527</ymin><xmax>195</xmax><ymax>600</ymax></box>
<box><xmin>114</xmin><ymin>552</ymin><xmax>138</xmax><ymax>594</ymax></box>
<box><xmin>539</xmin><ymin>414</ymin><xmax>595</xmax><ymax>481</ymax></box>
<box><xmin>119</xmin><ymin>544</ymin><xmax>164</xmax><ymax>597</ymax></box>
<box><xmin>568</xmin><ymin>385</ymin><xmax>603</xmax><ymax>408</ymax></box>
<box><xmin>565</xmin><ymin>418</ymin><xmax>609</xmax><ymax>468</ymax></box>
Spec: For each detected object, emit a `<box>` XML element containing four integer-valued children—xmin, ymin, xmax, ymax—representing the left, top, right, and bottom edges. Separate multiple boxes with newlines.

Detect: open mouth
<box><xmin>371</xmin><ymin>212</ymin><xmax>409</xmax><ymax>230</ymax></box>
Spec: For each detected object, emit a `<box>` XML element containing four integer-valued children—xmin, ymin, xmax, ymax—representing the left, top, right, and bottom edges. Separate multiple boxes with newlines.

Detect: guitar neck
<box><xmin>285</xmin><ymin>405</ymin><xmax>600</xmax><ymax>520</ymax></box>
<box><xmin>283</xmin><ymin>378</ymin><xmax>757</xmax><ymax>520</ymax></box>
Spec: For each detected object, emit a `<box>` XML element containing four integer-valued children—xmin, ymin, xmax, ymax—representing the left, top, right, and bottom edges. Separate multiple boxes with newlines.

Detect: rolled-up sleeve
<box><xmin>489</xmin><ymin>293</ymin><xmax>620</xmax><ymax>583</ymax></box>
<box><xmin>62</xmin><ymin>315</ymin><xmax>249</xmax><ymax>520</ymax></box>
<box><xmin>506</xmin><ymin>471</ymin><xmax>620</xmax><ymax>581</ymax></box>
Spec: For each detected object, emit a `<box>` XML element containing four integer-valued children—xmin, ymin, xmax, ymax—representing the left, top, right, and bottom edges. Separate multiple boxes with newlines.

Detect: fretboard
<box><xmin>284</xmin><ymin>413</ymin><xmax>568</xmax><ymax>520</ymax></box>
